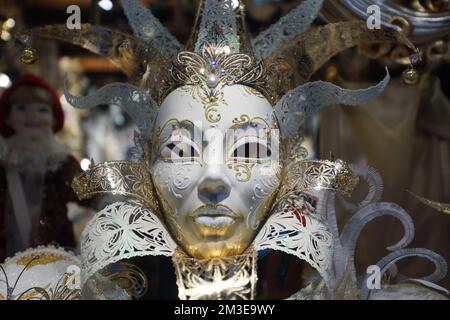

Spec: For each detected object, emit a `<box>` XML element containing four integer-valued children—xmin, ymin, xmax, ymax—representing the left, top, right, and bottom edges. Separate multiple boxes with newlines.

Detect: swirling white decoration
<box><xmin>80</xmin><ymin>201</ymin><xmax>177</xmax><ymax>287</ymax></box>
<box><xmin>340</xmin><ymin>202</ymin><xmax>415</xmax><ymax>262</ymax></box>
<box><xmin>64</xmin><ymin>81</ymin><xmax>158</xmax><ymax>139</ymax></box>
<box><xmin>361</xmin><ymin>248</ymin><xmax>448</xmax><ymax>299</ymax></box>
<box><xmin>286</xmin><ymin>163</ymin><xmax>449</xmax><ymax>300</ymax></box>
<box><xmin>342</xmin><ymin>164</ymin><xmax>384</xmax><ymax>210</ymax></box>
<box><xmin>274</xmin><ymin>70</ymin><xmax>390</xmax><ymax>139</ymax></box>
<box><xmin>247</xmin><ymin>165</ymin><xmax>279</xmax><ymax>229</ymax></box>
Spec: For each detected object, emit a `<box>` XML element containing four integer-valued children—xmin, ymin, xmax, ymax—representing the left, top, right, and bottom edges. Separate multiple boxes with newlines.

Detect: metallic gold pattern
<box><xmin>264</xmin><ymin>21</ymin><xmax>417</xmax><ymax>98</ymax></box>
<box><xmin>276</xmin><ymin>159</ymin><xmax>359</xmax><ymax>205</ymax></box>
<box><xmin>172</xmin><ymin>248</ymin><xmax>258</xmax><ymax>300</ymax></box>
<box><xmin>226</xmin><ymin>162</ymin><xmax>256</xmax><ymax>182</ymax></box>
<box><xmin>71</xmin><ymin>160</ymin><xmax>159</xmax><ymax>212</ymax></box>
<box><xmin>100</xmin><ymin>262</ymin><xmax>148</xmax><ymax>299</ymax></box>
<box><xmin>19</xmin><ymin>46</ymin><xmax>37</xmax><ymax>64</ymax></box>
<box><xmin>170</xmin><ymin>43</ymin><xmax>271</xmax><ymax>104</ymax></box>
<box><xmin>17</xmin><ymin>254</ymin><xmax>66</xmax><ymax>269</ymax></box>
<box><xmin>180</xmin><ymin>85</ymin><xmax>229</xmax><ymax>123</ymax></box>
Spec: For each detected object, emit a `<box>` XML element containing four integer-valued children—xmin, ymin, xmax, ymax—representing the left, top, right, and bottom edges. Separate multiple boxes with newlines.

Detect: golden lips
<box><xmin>189</xmin><ymin>205</ymin><xmax>242</xmax><ymax>237</ymax></box>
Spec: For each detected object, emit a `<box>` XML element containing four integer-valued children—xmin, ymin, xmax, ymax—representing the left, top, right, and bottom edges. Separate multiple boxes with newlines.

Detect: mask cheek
<box><xmin>152</xmin><ymin>161</ymin><xmax>201</xmax><ymax>214</ymax></box>
<box><xmin>246</xmin><ymin>163</ymin><xmax>281</xmax><ymax>229</ymax></box>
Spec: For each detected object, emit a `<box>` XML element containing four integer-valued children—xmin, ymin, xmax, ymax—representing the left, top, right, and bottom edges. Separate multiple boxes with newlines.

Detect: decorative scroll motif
<box><xmin>195</xmin><ymin>0</ymin><xmax>239</xmax><ymax>53</ymax></box>
<box><xmin>340</xmin><ymin>202</ymin><xmax>415</xmax><ymax>257</ymax></box>
<box><xmin>0</xmin><ymin>247</ymin><xmax>81</xmax><ymax>300</ymax></box>
<box><xmin>274</xmin><ymin>70</ymin><xmax>390</xmax><ymax>138</ymax></box>
<box><xmin>180</xmin><ymin>85</ymin><xmax>229</xmax><ymax>123</ymax></box>
<box><xmin>71</xmin><ymin>160</ymin><xmax>159</xmax><ymax>212</ymax></box>
<box><xmin>300</xmin><ymin>160</ymin><xmax>359</xmax><ymax>196</ymax></box>
<box><xmin>172</xmin><ymin>248</ymin><xmax>257</xmax><ymax>300</ymax></box>
<box><xmin>171</xmin><ymin>43</ymin><xmax>268</xmax><ymax>103</ymax></box>
<box><xmin>120</xmin><ymin>0</ymin><xmax>182</xmax><ymax>60</ymax></box>
<box><xmin>361</xmin><ymin>248</ymin><xmax>448</xmax><ymax>299</ymax></box>
<box><xmin>252</xmin><ymin>0</ymin><xmax>324</xmax><ymax>60</ymax></box>
<box><xmin>288</xmin><ymin>164</ymin><xmax>449</xmax><ymax>300</ymax></box>
<box><xmin>80</xmin><ymin>201</ymin><xmax>177</xmax><ymax>287</ymax></box>
<box><xmin>64</xmin><ymin>82</ymin><xmax>158</xmax><ymax>138</ymax></box>
<box><xmin>253</xmin><ymin>191</ymin><xmax>333</xmax><ymax>287</ymax></box>
<box><xmin>275</xmin><ymin>159</ymin><xmax>359</xmax><ymax>207</ymax></box>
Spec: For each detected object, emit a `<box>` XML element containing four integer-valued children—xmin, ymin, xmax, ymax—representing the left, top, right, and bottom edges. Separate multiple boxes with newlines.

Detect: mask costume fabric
<box><xmin>15</xmin><ymin>0</ymin><xmax>449</xmax><ymax>300</ymax></box>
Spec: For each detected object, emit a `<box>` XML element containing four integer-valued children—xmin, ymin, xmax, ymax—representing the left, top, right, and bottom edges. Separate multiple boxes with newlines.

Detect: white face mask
<box><xmin>150</xmin><ymin>84</ymin><xmax>281</xmax><ymax>259</ymax></box>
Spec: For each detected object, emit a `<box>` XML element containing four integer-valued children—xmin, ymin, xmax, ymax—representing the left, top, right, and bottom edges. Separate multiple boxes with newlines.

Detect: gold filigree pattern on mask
<box><xmin>276</xmin><ymin>159</ymin><xmax>359</xmax><ymax>206</ymax></box>
<box><xmin>17</xmin><ymin>254</ymin><xmax>66</xmax><ymax>269</ymax></box>
<box><xmin>232</xmin><ymin>114</ymin><xmax>251</xmax><ymax>126</ymax></box>
<box><xmin>180</xmin><ymin>85</ymin><xmax>228</xmax><ymax>123</ymax></box>
<box><xmin>226</xmin><ymin>116</ymin><xmax>277</xmax><ymax>182</ymax></box>
<box><xmin>71</xmin><ymin>160</ymin><xmax>159</xmax><ymax>212</ymax></box>
<box><xmin>170</xmin><ymin>43</ymin><xmax>270</xmax><ymax>105</ymax></box>
<box><xmin>226</xmin><ymin>162</ymin><xmax>256</xmax><ymax>182</ymax></box>
<box><xmin>172</xmin><ymin>248</ymin><xmax>258</xmax><ymax>300</ymax></box>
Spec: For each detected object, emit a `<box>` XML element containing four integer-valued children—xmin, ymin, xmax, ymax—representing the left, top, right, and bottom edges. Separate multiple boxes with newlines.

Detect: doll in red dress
<box><xmin>0</xmin><ymin>74</ymin><xmax>84</xmax><ymax>261</ymax></box>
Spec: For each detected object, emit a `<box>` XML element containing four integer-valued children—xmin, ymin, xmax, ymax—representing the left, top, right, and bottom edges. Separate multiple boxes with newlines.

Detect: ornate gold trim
<box><xmin>172</xmin><ymin>247</ymin><xmax>258</xmax><ymax>300</ymax></box>
<box><xmin>71</xmin><ymin>160</ymin><xmax>159</xmax><ymax>212</ymax></box>
<box><xmin>276</xmin><ymin>159</ymin><xmax>359</xmax><ymax>204</ymax></box>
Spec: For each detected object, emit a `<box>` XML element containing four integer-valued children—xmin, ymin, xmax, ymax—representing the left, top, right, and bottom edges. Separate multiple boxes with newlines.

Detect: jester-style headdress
<box><xmin>17</xmin><ymin>0</ymin><xmax>417</xmax><ymax>141</ymax></box>
<box><xmin>15</xmin><ymin>0</ymin><xmax>448</xmax><ymax>300</ymax></box>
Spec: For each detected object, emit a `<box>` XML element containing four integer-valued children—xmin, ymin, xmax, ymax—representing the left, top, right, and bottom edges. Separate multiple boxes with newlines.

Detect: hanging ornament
<box><xmin>20</xmin><ymin>46</ymin><xmax>37</xmax><ymax>64</ymax></box>
<box><xmin>401</xmin><ymin>65</ymin><xmax>419</xmax><ymax>85</ymax></box>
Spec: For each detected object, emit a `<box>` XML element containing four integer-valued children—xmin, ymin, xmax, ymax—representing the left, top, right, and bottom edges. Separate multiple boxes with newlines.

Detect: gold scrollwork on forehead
<box><xmin>71</xmin><ymin>160</ymin><xmax>159</xmax><ymax>213</ymax></box>
<box><xmin>180</xmin><ymin>85</ymin><xmax>228</xmax><ymax>123</ymax></box>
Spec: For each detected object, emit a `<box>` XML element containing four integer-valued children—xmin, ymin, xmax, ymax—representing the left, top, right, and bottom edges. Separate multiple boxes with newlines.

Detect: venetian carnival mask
<box><xmin>20</xmin><ymin>0</ymin><xmax>448</xmax><ymax>300</ymax></box>
<box><xmin>151</xmin><ymin>84</ymin><xmax>280</xmax><ymax>259</ymax></box>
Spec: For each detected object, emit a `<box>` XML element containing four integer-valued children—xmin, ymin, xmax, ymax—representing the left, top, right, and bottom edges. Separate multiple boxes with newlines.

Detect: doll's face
<box><xmin>7</xmin><ymin>87</ymin><xmax>55</xmax><ymax>136</ymax></box>
<box><xmin>151</xmin><ymin>85</ymin><xmax>281</xmax><ymax>259</ymax></box>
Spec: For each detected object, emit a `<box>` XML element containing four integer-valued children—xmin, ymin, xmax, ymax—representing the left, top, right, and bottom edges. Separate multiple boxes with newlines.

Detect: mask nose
<box><xmin>198</xmin><ymin>165</ymin><xmax>231</xmax><ymax>204</ymax></box>
<box><xmin>198</xmin><ymin>126</ymin><xmax>231</xmax><ymax>204</ymax></box>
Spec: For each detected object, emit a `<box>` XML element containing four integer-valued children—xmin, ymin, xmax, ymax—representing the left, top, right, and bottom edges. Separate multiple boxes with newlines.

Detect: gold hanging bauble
<box><xmin>20</xmin><ymin>46</ymin><xmax>37</xmax><ymax>64</ymax></box>
<box><xmin>401</xmin><ymin>66</ymin><xmax>420</xmax><ymax>85</ymax></box>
